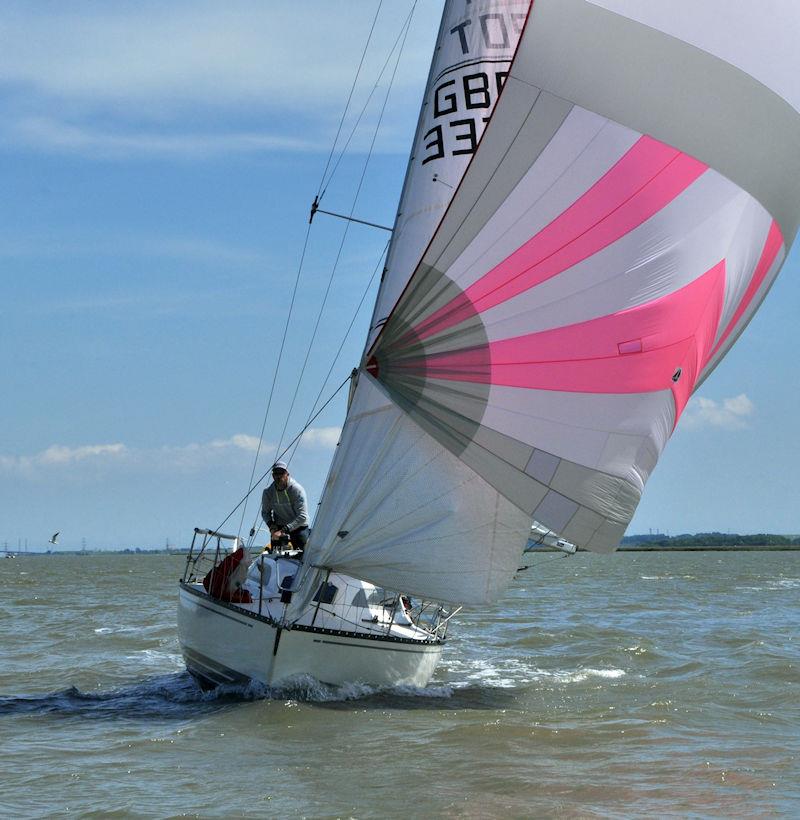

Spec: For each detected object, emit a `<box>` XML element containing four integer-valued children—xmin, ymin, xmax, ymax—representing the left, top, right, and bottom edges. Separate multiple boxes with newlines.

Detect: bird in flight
<box><xmin>49</xmin><ymin>532</ymin><xmax>59</xmax><ymax>544</ymax></box>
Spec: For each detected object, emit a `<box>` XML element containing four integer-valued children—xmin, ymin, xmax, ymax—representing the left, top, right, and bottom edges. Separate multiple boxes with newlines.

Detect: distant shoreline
<box><xmin>617</xmin><ymin>544</ymin><xmax>800</xmax><ymax>552</ymax></box>
<box><xmin>7</xmin><ymin>543</ymin><xmax>800</xmax><ymax>557</ymax></box>
<box><xmin>528</xmin><ymin>544</ymin><xmax>800</xmax><ymax>553</ymax></box>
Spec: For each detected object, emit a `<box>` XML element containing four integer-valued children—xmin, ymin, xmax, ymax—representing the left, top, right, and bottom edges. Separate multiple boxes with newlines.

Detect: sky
<box><xmin>1</xmin><ymin>0</ymin><xmax>799</xmax><ymax>552</ymax></box>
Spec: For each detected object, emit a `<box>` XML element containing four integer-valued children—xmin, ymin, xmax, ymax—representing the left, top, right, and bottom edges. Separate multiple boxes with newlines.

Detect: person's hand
<box><xmin>272</xmin><ymin>529</ymin><xmax>283</xmax><ymax>539</ymax></box>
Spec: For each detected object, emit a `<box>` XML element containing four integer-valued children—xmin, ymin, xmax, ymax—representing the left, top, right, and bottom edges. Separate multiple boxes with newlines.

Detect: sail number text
<box><xmin>421</xmin><ymin>69</ymin><xmax>508</xmax><ymax>165</ymax></box>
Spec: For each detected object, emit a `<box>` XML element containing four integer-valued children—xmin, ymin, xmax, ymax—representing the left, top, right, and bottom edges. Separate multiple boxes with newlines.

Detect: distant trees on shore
<box><xmin>622</xmin><ymin>532</ymin><xmax>800</xmax><ymax>547</ymax></box>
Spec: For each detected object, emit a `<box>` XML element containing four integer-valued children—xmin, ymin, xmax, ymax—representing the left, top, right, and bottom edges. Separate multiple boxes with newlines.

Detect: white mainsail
<box><xmin>367</xmin><ymin>0</ymin><xmax>530</xmax><ymax>351</ymax></box>
<box><xmin>297</xmin><ymin>0</ymin><xmax>800</xmax><ymax>607</ymax></box>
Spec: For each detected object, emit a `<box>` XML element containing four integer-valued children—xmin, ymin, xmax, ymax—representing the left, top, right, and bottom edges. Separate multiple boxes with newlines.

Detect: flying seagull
<box><xmin>49</xmin><ymin>532</ymin><xmax>59</xmax><ymax>544</ymax></box>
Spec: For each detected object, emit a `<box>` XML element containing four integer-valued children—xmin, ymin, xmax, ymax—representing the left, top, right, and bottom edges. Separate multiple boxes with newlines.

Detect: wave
<box><xmin>0</xmin><ymin>657</ymin><xmax>630</xmax><ymax>718</ymax></box>
<box><xmin>216</xmin><ymin>673</ymin><xmax>454</xmax><ymax>703</ymax></box>
<box><xmin>94</xmin><ymin>623</ymin><xmax>169</xmax><ymax>636</ymax></box>
<box><xmin>0</xmin><ymin>673</ymin><xmax>222</xmax><ymax>719</ymax></box>
<box><xmin>0</xmin><ymin>671</ymin><xmax>460</xmax><ymax>718</ymax></box>
<box><xmin>445</xmin><ymin>654</ymin><xmax>628</xmax><ymax>687</ymax></box>
<box><xmin>558</xmin><ymin>667</ymin><xmax>626</xmax><ymax>683</ymax></box>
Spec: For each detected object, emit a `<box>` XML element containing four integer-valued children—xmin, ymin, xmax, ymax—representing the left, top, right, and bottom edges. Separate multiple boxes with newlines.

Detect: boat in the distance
<box><xmin>528</xmin><ymin>522</ymin><xmax>577</xmax><ymax>555</ymax></box>
<box><xmin>176</xmin><ymin>0</ymin><xmax>800</xmax><ymax>690</ymax></box>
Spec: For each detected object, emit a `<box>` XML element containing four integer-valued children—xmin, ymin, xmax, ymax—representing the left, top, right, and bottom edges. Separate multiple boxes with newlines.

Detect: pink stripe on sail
<box><xmin>412</xmin><ymin>135</ymin><xmax>707</xmax><ymax>342</ymax></box>
<box><xmin>400</xmin><ymin>260</ymin><xmax>726</xmax><ymax>419</ymax></box>
<box><xmin>709</xmin><ymin>219</ymin><xmax>784</xmax><ymax>359</ymax></box>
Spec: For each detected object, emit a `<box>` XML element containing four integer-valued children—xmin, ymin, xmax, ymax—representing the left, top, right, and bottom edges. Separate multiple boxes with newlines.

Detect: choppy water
<box><xmin>1</xmin><ymin>551</ymin><xmax>797</xmax><ymax>818</ymax></box>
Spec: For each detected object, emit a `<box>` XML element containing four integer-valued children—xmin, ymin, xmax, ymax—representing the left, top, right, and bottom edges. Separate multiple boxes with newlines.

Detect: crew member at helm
<box><xmin>261</xmin><ymin>461</ymin><xmax>309</xmax><ymax>551</ymax></box>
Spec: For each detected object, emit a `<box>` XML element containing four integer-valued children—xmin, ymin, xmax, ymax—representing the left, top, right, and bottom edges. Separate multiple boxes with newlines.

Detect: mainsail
<box><xmin>299</xmin><ymin>0</ymin><xmax>800</xmax><ymax>605</ymax></box>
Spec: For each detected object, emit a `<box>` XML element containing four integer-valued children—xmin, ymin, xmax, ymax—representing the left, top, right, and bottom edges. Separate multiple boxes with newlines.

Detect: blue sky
<box><xmin>1</xmin><ymin>1</ymin><xmax>798</xmax><ymax>551</ymax></box>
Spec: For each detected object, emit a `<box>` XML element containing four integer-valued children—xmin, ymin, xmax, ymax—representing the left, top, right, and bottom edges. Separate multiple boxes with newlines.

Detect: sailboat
<box><xmin>177</xmin><ymin>0</ymin><xmax>800</xmax><ymax>689</ymax></box>
<box><xmin>528</xmin><ymin>522</ymin><xmax>576</xmax><ymax>555</ymax></box>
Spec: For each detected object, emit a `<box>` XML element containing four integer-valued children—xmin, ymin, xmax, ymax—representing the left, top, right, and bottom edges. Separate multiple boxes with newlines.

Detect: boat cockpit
<box><xmin>181</xmin><ymin>528</ymin><xmax>456</xmax><ymax>644</ymax></box>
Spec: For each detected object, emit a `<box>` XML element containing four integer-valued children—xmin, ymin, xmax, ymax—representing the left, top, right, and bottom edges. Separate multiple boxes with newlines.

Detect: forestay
<box><xmin>298</xmin><ymin>0</ymin><xmax>800</xmax><ymax>606</ymax></box>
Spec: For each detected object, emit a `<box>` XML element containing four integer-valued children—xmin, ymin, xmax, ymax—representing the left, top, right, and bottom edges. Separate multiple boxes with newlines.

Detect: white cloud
<box><xmin>0</xmin><ymin>2</ymin><xmax>439</xmax><ymax>157</ymax></box>
<box><xmin>38</xmin><ymin>443</ymin><xmax>128</xmax><ymax>464</ymax></box>
<box><xmin>297</xmin><ymin>426</ymin><xmax>341</xmax><ymax>449</ymax></box>
<box><xmin>682</xmin><ymin>393</ymin><xmax>755</xmax><ymax>431</ymax></box>
<box><xmin>208</xmin><ymin>434</ymin><xmax>261</xmax><ymax>453</ymax></box>
<box><xmin>0</xmin><ymin>428</ymin><xmax>339</xmax><ymax>476</ymax></box>
<box><xmin>0</xmin><ymin>3</ymin><xmax>418</xmax><ymax>105</ymax></box>
<box><xmin>0</xmin><ymin>2</ymin><xmax>436</xmax><ymax>105</ymax></box>
<box><xmin>0</xmin><ymin>232</ymin><xmax>268</xmax><ymax>265</ymax></box>
<box><xmin>0</xmin><ymin>442</ymin><xmax>128</xmax><ymax>473</ymax></box>
<box><xmin>10</xmin><ymin>116</ymin><xmax>323</xmax><ymax>159</ymax></box>
<box><xmin>38</xmin><ymin>443</ymin><xmax>127</xmax><ymax>465</ymax></box>
<box><xmin>152</xmin><ymin>435</ymin><xmax>266</xmax><ymax>472</ymax></box>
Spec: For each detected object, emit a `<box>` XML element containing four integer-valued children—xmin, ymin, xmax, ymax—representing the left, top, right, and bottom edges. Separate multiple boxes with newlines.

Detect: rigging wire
<box><xmin>318</xmin><ymin>3</ymin><xmax>418</xmax><ymax>198</ymax></box>
<box><xmin>237</xmin><ymin>1</ymin><xmax>417</xmax><ymax>540</ymax></box>
<box><xmin>273</xmin><ymin>5</ymin><xmax>416</xmax><ymax>459</ymax></box>
<box><xmin>216</xmin><ymin>373</ymin><xmax>353</xmax><ymax>541</ymax></box>
<box><xmin>236</xmin><ymin>221</ymin><xmax>313</xmax><ymax>539</ymax></box>
<box><xmin>315</xmin><ymin>1</ymin><xmax>384</xmax><ymax>199</ymax></box>
<box><xmin>235</xmin><ymin>1</ymin><xmax>403</xmax><ymax>539</ymax></box>
<box><xmin>246</xmin><ymin>239</ymin><xmax>388</xmax><ymax>539</ymax></box>
<box><xmin>284</xmin><ymin>239</ymin><xmax>389</xmax><ymax>468</ymax></box>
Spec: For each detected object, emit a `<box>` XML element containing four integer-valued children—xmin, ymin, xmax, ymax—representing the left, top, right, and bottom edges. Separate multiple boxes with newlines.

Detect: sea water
<box><xmin>0</xmin><ymin>551</ymin><xmax>797</xmax><ymax>817</ymax></box>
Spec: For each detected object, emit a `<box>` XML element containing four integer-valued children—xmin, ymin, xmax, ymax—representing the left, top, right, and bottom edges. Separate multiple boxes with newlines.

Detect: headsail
<box><xmin>307</xmin><ymin>374</ymin><xmax>531</xmax><ymax>603</ymax></box>
<box><xmin>300</xmin><ymin>0</ymin><xmax>800</xmax><ymax>605</ymax></box>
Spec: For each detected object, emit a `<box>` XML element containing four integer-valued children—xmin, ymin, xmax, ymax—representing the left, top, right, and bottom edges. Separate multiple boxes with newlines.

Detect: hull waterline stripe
<box><xmin>312</xmin><ymin>638</ymin><xmax>439</xmax><ymax>655</ymax></box>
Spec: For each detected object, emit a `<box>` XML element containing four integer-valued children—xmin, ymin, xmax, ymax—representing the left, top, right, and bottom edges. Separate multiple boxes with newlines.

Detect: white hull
<box><xmin>178</xmin><ymin>583</ymin><xmax>443</xmax><ymax>689</ymax></box>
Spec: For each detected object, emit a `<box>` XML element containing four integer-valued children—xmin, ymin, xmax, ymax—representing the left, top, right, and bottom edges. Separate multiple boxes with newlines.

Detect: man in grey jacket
<box><xmin>261</xmin><ymin>461</ymin><xmax>309</xmax><ymax>551</ymax></box>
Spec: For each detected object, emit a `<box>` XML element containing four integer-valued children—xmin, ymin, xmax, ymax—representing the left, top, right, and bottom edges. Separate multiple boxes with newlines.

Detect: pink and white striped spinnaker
<box><xmin>297</xmin><ymin>0</ymin><xmax>800</xmax><ymax>607</ymax></box>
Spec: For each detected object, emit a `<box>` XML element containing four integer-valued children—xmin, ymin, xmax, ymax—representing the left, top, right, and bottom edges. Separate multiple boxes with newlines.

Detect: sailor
<box><xmin>261</xmin><ymin>461</ymin><xmax>309</xmax><ymax>551</ymax></box>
